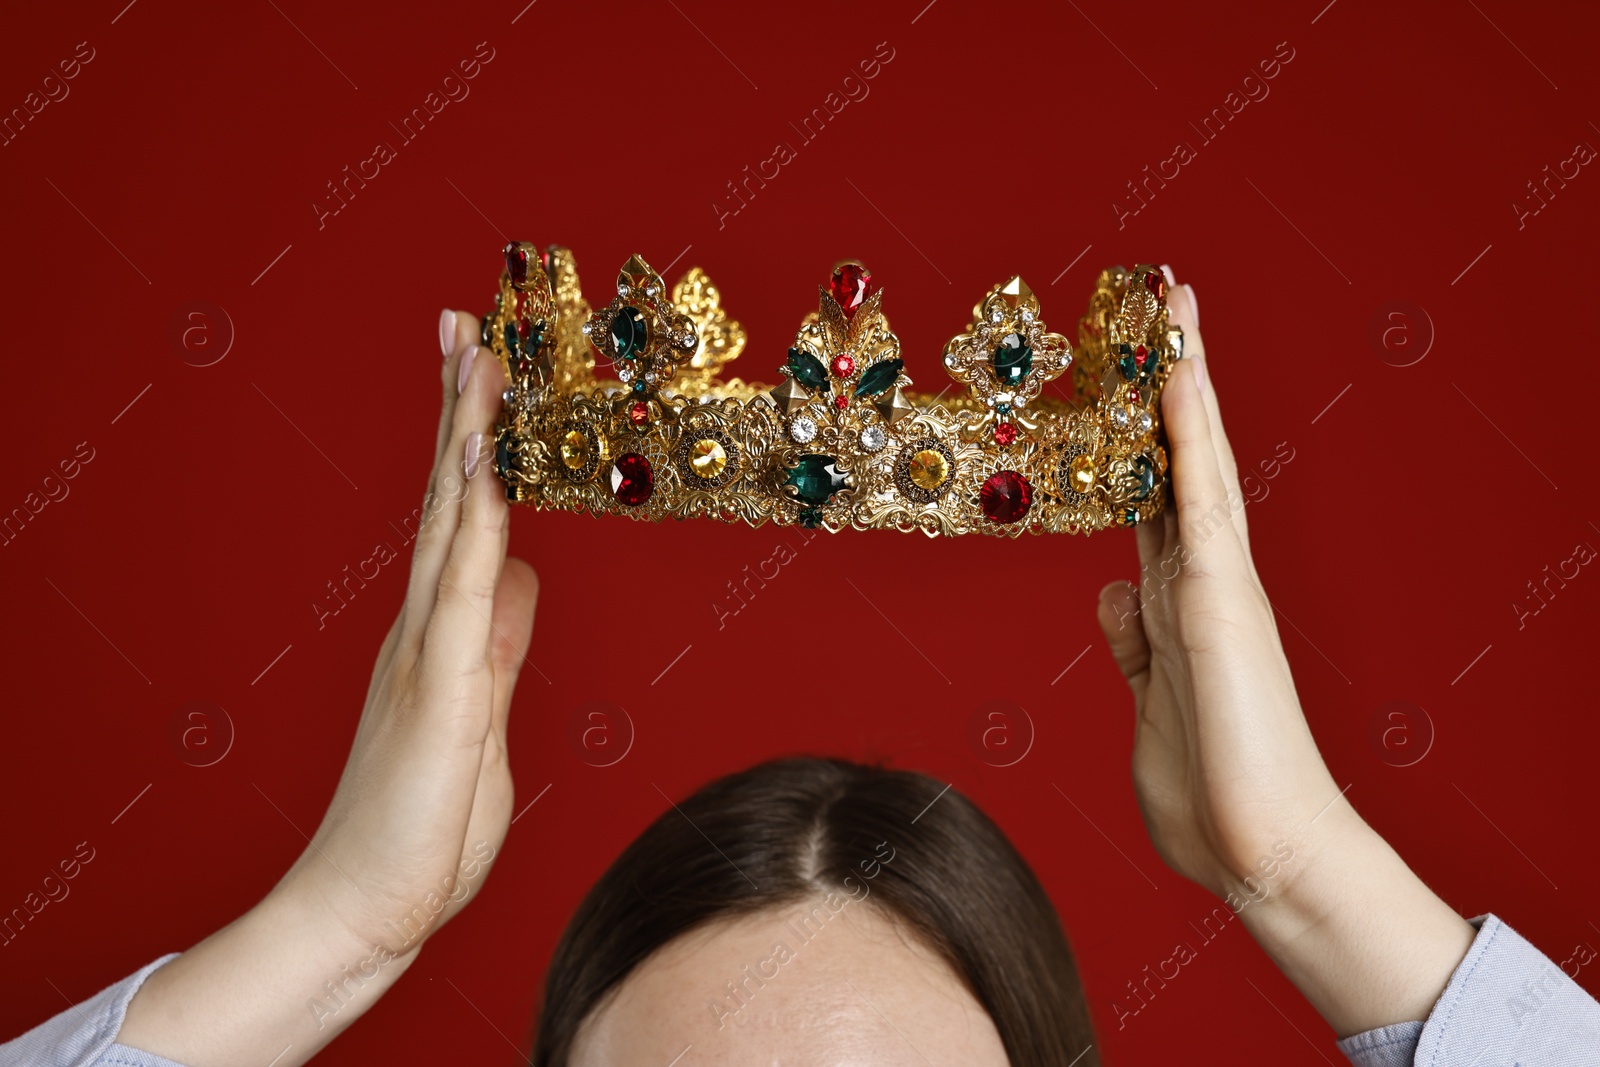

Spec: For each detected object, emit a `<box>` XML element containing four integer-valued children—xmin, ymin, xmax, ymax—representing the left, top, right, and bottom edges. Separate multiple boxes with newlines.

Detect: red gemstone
<box><xmin>831</xmin><ymin>353</ymin><xmax>855</xmax><ymax>377</ymax></box>
<box><xmin>539</xmin><ymin>248</ymin><xmax>553</xmax><ymax>276</ymax></box>
<box><xmin>980</xmin><ymin>470</ymin><xmax>1032</xmax><ymax>524</ymax></box>
<box><xmin>994</xmin><ymin>422</ymin><xmax>1018</xmax><ymax>446</ymax></box>
<box><xmin>829</xmin><ymin>263</ymin><xmax>874</xmax><ymax>319</ymax></box>
<box><xmin>627</xmin><ymin>401</ymin><xmax>650</xmax><ymax>426</ymax></box>
<box><xmin>505</xmin><ymin>242</ymin><xmax>530</xmax><ymax>287</ymax></box>
<box><xmin>1134</xmin><ymin>344</ymin><xmax>1149</xmax><ymax>367</ymax></box>
<box><xmin>609</xmin><ymin>453</ymin><xmax>653</xmax><ymax>507</ymax></box>
<box><xmin>1144</xmin><ymin>270</ymin><xmax>1166</xmax><ymax>300</ymax></box>
<box><xmin>1128</xmin><ymin>389</ymin><xmax>1141</xmax><ymax>403</ymax></box>
<box><xmin>834</xmin><ymin>395</ymin><xmax>849</xmax><ymax>410</ymax></box>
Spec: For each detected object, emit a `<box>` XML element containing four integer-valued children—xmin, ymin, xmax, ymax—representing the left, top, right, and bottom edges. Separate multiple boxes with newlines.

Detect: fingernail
<box><xmin>457</xmin><ymin>345</ymin><xmax>478</xmax><ymax>394</ymax></box>
<box><xmin>1183</xmin><ymin>283</ymin><xmax>1199</xmax><ymax>329</ymax></box>
<box><xmin>1191</xmin><ymin>352</ymin><xmax>1207</xmax><ymax>392</ymax></box>
<box><xmin>1160</xmin><ymin>264</ymin><xmax>1176</xmax><ymax>287</ymax></box>
<box><xmin>438</xmin><ymin>309</ymin><xmax>456</xmax><ymax>358</ymax></box>
<box><xmin>464</xmin><ymin>431</ymin><xmax>482</xmax><ymax>478</ymax></box>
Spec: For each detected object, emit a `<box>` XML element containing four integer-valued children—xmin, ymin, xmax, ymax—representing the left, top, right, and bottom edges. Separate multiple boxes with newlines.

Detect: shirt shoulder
<box><xmin>1337</xmin><ymin>913</ymin><xmax>1600</xmax><ymax>1067</ymax></box>
<box><xmin>0</xmin><ymin>954</ymin><xmax>192</xmax><ymax>1067</ymax></box>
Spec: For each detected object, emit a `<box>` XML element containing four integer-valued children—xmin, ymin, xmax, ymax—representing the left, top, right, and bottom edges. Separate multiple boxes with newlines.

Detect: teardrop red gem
<box><xmin>829</xmin><ymin>264</ymin><xmax>874</xmax><ymax>319</ymax></box>
<box><xmin>505</xmin><ymin>243</ymin><xmax>530</xmax><ymax>288</ymax></box>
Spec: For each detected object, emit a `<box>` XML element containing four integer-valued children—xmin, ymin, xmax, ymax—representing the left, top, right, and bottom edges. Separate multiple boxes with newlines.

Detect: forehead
<box><xmin>568</xmin><ymin>897</ymin><xmax>1010</xmax><ymax>1067</ymax></box>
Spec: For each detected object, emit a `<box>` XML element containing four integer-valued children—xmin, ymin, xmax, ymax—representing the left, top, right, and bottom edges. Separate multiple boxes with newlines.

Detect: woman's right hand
<box><xmin>115</xmin><ymin>311</ymin><xmax>540</xmax><ymax>1067</ymax></box>
<box><xmin>1094</xmin><ymin>271</ymin><xmax>1476</xmax><ymax>1037</ymax></box>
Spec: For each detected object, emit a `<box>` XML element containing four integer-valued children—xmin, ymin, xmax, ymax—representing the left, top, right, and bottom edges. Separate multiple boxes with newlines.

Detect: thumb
<box><xmin>488</xmin><ymin>556</ymin><xmax>540</xmax><ymax>738</ymax></box>
<box><xmin>1096</xmin><ymin>580</ymin><xmax>1151</xmax><ymax>693</ymax></box>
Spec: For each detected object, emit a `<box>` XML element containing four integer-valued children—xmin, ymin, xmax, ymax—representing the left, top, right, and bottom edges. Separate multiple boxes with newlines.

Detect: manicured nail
<box><xmin>438</xmin><ymin>309</ymin><xmax>456</xmax><ymax>358</ymax></box>
<box><xmin>1191</xmin><ymin>351</ymin><xmax>1207</xmax><ymax>392</ymax></box>
<box><xmin>457</xmin><ymin>345</ymin><xmax>478</xmax><ymax>394</ymax></box>
<box><xmin>1160</xmin><ymin>264</ymin><xmax>1176</xmax><ymax>287</ymax></box>
<box><xmin>1183</xmin><ymin>283</ymin><xmax>1199</xmax><ymax>329</ymax></box>
<box><xmin>464</xmin><ymin>432</ymin><xmax>482</xmax><ymax>478</ymax></box>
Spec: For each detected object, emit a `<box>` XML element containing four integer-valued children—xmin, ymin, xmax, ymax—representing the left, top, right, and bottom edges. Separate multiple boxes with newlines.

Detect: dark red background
<box><xmin>3</xmin><ymin>0</ymin><xmax>1598</xmax><ymax>1062</ymax></box>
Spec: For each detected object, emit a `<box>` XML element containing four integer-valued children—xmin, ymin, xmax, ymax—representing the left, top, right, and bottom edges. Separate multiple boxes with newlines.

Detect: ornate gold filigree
<box><xmin>483</xmin><ymin>248</ymin><xmax>1180</xmax><ymax>536</ymax></box>
<box><xmin>670</xmin><ymin>268</ymin><xmax>745</xmax><ymax>390</ymax></box>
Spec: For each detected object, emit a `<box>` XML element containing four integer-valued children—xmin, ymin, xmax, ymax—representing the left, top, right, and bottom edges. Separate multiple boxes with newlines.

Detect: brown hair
<box><xmin>531</xmin><ymin>756</ymin><xmax>1096</xmax><ymax>1066</ymax></box>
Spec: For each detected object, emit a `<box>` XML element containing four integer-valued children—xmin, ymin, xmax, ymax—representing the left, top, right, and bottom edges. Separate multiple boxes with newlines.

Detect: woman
<box><xmin>4</xmin><ymin>272</ymin><xmax>1596</xmax><ymax>1066</ymax></box>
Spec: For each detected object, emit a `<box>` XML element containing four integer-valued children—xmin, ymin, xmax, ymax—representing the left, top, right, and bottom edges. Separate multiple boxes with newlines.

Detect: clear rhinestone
<box><xmin>646</xmin><ymin>284</ymin><xmax>659</xmax><ymax>297</ymax></box>
<box><xmin>1109</xmin><ymin>406</ymin><xmax>1130</xmax><ymax>429</ymax></box>
<box><xmin>581</xmin><ymin>321</ymin><xmax>592</xmax><ymax>335</ymax></box>
<box><xmin>616</xmin><ymin>283</ymin><xmax>629</xmax><ymax>296</ymax></box>
<box><xmin>1020</xmin><ymin>309</ymin><xmax>1034</xmax><ymax>323</ymax></box>
<box><xmin>680</xmin><ymin>332</ymin><xmax>696</xmax><ymax>347</ymax></box>
<box><xmin>617</xmin><ymin>364</ymin><xmax>634</xmax><ymax>382</ymax></box>
<box><xmin>644</xmin><ymin>370</ymin><xmax>658</xmax><ymax>384</ymax></box>
<box><xmin>1058</xmin><ymin>354</ymin><xmax>1070</xmax><ymax>367</ymax></box>
<box><xmin>1136</xmin><ymin>410</ymin><xmax>1153</xmax><ymax>433</ymax></box>
<box><xmin>859</xmin><ymin>425</ymin><xmax>886</xmax><ymax>452</ymax></box>
<box><xmin>502</xmin><ymin>388</ymin><xmax>515</xmax><ymax>405</ymax></box>
<box><xmin>789</xmin><ymin>415</ymin><xmax>817</xmax><ymax>443</ymax></box>
<box><xmin>943</xmin><ymin>353</ymin><xmax>956</xmax><ymax>367</ymax></box>
<box><xmin>988</xmin><ymin>307</ymin><xmax>1002</xmax><ymax>324</ymax></box>
<box><xmin>1014</xmin><ymin>396</ymin><xmax>1027</xmax><ymax>409</ymax></box>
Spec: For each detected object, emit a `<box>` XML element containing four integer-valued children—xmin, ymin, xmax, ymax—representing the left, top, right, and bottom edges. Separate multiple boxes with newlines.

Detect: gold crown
<box><xmin>483</xmin><ymin>244</ymin><xmax>1182</xmax><ymax>537</ymax></box>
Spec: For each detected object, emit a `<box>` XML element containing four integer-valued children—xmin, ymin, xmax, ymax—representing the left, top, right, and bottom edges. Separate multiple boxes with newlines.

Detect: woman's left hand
<box><xmin>1094</xmin><ymin>270</ymin><xmax>1476</xmax><ymax>1037</ymax></box>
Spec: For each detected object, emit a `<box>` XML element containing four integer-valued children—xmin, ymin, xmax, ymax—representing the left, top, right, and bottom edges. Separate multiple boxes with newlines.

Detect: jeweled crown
<box><xmin>483</xmin><ymin>244</ymin><xmax>1182</xmax><ymax>537</ymax></box>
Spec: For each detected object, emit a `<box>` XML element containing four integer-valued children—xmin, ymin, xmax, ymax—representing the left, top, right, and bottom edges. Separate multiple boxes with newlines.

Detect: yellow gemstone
<box><xmin>1069</xmin><ymin>454</ymin><xmax>1096</xmax><ymax>494</ymax></box>
<box><xmin>908</xmin><ymin>448</ymin><xmax>949</xmax><ymax>491</ymax></box>
<box><xmin>560</xmin><ymin>429</ymin><xmax>589</xmax><ymax>470</ymax></box>
<box><xmin>688</xmin><ymin>438</ymin><xmax>728</xmax><ymax>479</ymax></box>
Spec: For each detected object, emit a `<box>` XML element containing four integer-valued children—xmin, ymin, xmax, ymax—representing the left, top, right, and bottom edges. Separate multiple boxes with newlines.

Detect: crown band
<box><xmin>484</xmin><ymin>245</ymin><xmax>1181</xmax><ymax>537</ymax></box>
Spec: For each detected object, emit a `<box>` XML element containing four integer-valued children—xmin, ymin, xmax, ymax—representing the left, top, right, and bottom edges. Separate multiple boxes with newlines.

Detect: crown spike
<box><xmin>998</xmin><ymin>276</ymin><xmax>1034</xmax><ymax>309</ymax></box>
<box><xmin>875</xmin><ymin>386</ymin><xmax>914</xmax><ymax>424</ymax></box>
<box><xmin>769</xmin><ymin>378</ymin><xmax>810</xmax><ymax>415</ymax></box>
<box><xmin>618</xmin><ymin>254</ymin><xmax>659</xmax><ymax>291</ymax></box>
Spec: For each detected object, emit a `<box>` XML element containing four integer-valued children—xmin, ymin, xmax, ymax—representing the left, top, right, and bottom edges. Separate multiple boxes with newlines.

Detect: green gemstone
<box><xmin>785</xmin><ymin>454</ymin><xmax>846</xmax><ymax>506</ymax></box>
<box><xmin>1117</xmin><ymin>342</ymin><xmax>1154</xmax><ymax>385</ymax></box>
<box><xmin>1129</xmin><ymin>455</ymin><xmax>1156</xmax><ymax>501</ymax></box>
<box><xmin>631</xmin><ymin>379</ymin><xmax>647</xmax><ymax>393</ymax></box>
<box><xmin>992</xmin><ymin>333</ymin><xmax>1032</xmax><ymax>386</ymax></box>
<box><xmin>798</xmin><ymin>507</ymin><xmax>824</xmax><ymax>529</ymax></box>
<box><xmin>505</xmin><ymin>319</ymin><xmax>545</xmax><ymax>355</ymax></box>
<box><xmin>1124</xmin><ymin>507</ymin><xmax>1140</xmax><ymax>526</ymax></box>
<box><xmin>786</xmin><ymin>347</ymin><xmax>830</xmax><ymax>392</ymax></box>
<box><xmin>610</xmin><ymin>306</ymin><xmax>647</xmax><ymax>359</ymax></box>
<box><xmin>854</xmin><ymin>358</ymin><xmax>903</xmax><ymax>397</ymax></box>
<box><xmin>494</xmin><ymin>430</ymin><xmax>513</xmax><ymax>479</ymax></box>
<box><xmin>995</xmin><ymin>401</ymin><xmax>1011</xmax><ymax>415</ymax></box>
